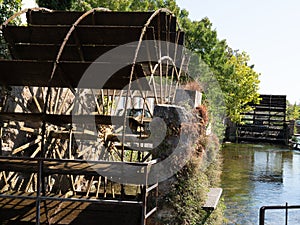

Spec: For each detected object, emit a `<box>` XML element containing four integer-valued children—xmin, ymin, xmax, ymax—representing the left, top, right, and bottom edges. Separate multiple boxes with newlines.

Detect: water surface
<box><xmin>221</xmin><ymin>144</ymin><xmax>300</xmax><ymax>225</ymax></box>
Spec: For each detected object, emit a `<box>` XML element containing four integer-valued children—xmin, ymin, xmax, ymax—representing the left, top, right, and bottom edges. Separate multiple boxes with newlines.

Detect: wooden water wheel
<box><xmin>0</xmin><ymin>8</ymin><xmax>187</xmax><ymax>225</ymax></box>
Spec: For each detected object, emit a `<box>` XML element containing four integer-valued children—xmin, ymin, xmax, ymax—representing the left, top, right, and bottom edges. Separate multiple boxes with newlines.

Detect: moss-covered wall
<box><xmin>152</xmin><ymin>105</ymin><xmax>225</xmax><ymax>225</ymax></box>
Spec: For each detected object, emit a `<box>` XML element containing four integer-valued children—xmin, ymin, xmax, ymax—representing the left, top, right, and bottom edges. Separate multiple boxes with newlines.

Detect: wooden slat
<box><xmin>2</xmin><ymin>25</ymin><xmax>156</xmax><ymax>45</ymax></box>
<box><xmin>0</xmin><ymin>158</ymin><xmax>38</xmax><ymax>173</ymax></box>
<box><xmin>27</xmin><ymin>10</ymin><xmax>166</xmax><ymax>27</ymax></box>
<box><xmin>202</xmin><ymin>188</ymin><xmax>222</xmax><ymax>211</ymax></box>
<box><xmin>0</xmin><ymin>112</ymin><xmax>125</xmax><ymax>126</ymax></box>
<box><xmin>49</xmin><ymin>130</ymin><xmax>98</xmax><ymax>140</ymax></box>
<box><xmin>13</xmin><ymin>34</ymin><xmax>183</xmax><ymax>61</ymax></box>
<box><xmin>0</xmin><ymin>157</ymin><xmax>149</xmax><ymax>183</ymax></box>
<box><xmin>26</xmin><ymin>11</ymin><xmax>177</xmax><ymax>38</ymax></box>
<box><xmin>253</xmin><ymin>107</ymin><xmax>286</xmax><ymax>112</ymax></box>
<box><xmin>241</xmin><ymin>118</ymin><xmax>286</xmax><ymax>123</ymax></box>
<box><xmin>0</xmin><ymin>60</ymin><xmax>53</xmax><ymax>87</ymax></box>
<box><xmin>249</xmin><ymin>95</ymin><xmax>286</xmax><ymax>107</ymax></box>
<box><xmin>0</xmin><ymin>60</ymin><xmax>149</xmax><ymax>89</ymax></box>
<box><xmin>237</xmin><ymin>136</ymin><xmax>287</xmax><ymax>144</ymax></box>
<box><xmin>13</xmin><ymin>44</ymin><xmax>119</xmax><ymax>61</ymax></box>
<box><xmin>0</xmin><ymin>191</ymin><xmax>142</xmax><ymax>225</ymax></box>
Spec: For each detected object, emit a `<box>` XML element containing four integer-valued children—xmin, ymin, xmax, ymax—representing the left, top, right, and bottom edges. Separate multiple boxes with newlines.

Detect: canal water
<box><xmin>221</xmin><ymin>143</ymin><xmax>300</xmax><ymax>225</ymax></box>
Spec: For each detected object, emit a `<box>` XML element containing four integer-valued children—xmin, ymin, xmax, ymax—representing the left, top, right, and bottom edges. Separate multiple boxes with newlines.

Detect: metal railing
<box><xmin>259</xmin><ymin>203</ymin><xmax>300</xmax><ymax>225</ymax></box>
<box><xmin>0</xmin><ymin>156</ymin><xmax>159</xmax><ymax>225</ymax></box>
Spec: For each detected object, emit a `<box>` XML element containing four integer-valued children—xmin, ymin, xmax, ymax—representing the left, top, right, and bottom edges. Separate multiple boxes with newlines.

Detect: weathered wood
<box><xmin>0</xmin><ymin>157</ymin><xmax>150</xmax><ymax>182</ymax></box>
<box><xmin>0</xmin><ymin>191</ymin><xmax>143</xmax><ymax>225</ymax></box>
<box><xmin>12</xmin><ymin>137</ymin><xmax>41</xmax><ymax>155</ymax></box>
<box><xmin>202</xmin><ymin>188</ymin><xmax>223</xmax><ymax>211</ymax></box>
<box><xmin>228</xmin><ymin>95</ymin><xmax>288</xmax><ymax>144</ymax></box>
<box><xmin>0</xmin><ymin>60</ymin><xmax>148</xmax><ymax>89</ymax></box>
<box><xmin>26</xmin><ymin>10</ymin><xmax>172</xmax><ymax>28</ymax></box>
<box><xmin>0</xmin><ymin>112</ymin><xmax>125</xmax><ymax>126</ymax></box>
<box><xmin>96</xmin><ymin>176</ymin><xmax>101</xmax><ymax>198</ymax></box>
<box><xmin>49</xmin><ymin>130</ymin><xmax>98</xmax><ymax>140</ymax></box>
<box><xmin>3</xmin><ymin>25</ymin><xmax>157</xmax><ymax>45</ymax></box>
<box><xmin>86</xmin><ymin>176</ymin><xmax>94</xmax><ymax>197</ymax></box>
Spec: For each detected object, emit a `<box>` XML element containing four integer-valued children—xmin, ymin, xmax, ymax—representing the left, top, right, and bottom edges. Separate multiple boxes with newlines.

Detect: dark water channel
<box><xmin>221</xmin><ymin>144</ymin><xmax>300</xmax><ymax>225</ymax></box>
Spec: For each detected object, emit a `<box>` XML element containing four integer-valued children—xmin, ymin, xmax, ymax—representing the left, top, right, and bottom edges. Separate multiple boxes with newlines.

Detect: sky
<box><xmin>21</xmin><ymin>0</ymin><xmax>300</xmax><ymax>103</ymax></box>
<box><xmin>176</xmin><ymin>0</ymin><xmax>300</xmax><ymax>103</ymax></box>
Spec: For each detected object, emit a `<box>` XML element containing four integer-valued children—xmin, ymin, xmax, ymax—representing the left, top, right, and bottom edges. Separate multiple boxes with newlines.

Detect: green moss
<box><xmin>156</xmin><ymin>135</ymin><xmax>225</xmax><ymax>225</ymax></box>
<box><xmin>204</xmin><ymin>198</ymin><xmax>227</xmax><ymax>225</ymax></box>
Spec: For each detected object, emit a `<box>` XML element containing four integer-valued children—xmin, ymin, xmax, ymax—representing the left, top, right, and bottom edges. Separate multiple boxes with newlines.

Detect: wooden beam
<box><xmin>0</xmin><ymin>60</ymin><xmax>149</xmax><ymax>90</ymax></box>
<box><xmin>3</xmin><ymin>25</ymin><xmax>156</xmax><ymax>45</ymax></box>
<box><xmin>0</xmin><ymin>112</ymin><xmax>125</xmax><ymax>126</ymax></box>
<box><xmin>202</xmin><ymin>188</ymin><xmax>223</xmax><ymax>211</ymax></box>
<box><xmin>12</xmin><ymin>137</ymin><xmax>41</xmax><ymax>155</ymax></box>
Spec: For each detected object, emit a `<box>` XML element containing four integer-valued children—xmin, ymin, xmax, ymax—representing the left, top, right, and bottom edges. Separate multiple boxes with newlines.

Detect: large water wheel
<box><xmin>0</xmin><ymin>8</ymin><xmax>188</xmax><ymax>225</ymax></box>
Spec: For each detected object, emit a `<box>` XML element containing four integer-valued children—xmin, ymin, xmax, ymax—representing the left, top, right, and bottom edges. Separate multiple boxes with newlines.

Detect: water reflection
<box><xmin>221</xmin><ymin>144</ymin><xmax>300</xmax><ymax>225</ymax></box>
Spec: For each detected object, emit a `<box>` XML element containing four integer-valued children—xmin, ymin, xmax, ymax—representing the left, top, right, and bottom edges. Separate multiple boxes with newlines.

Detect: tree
<box><xmin>181</xmin><ymin>18</ymin><xmax>260</xmax><ymax>124</ymax></box>
<box><xmin>70</xmin><ymin>0</ymin><xmax>180</xmax><ymax>12</ymax></box>
<box><xmin>0</xmin><ymin>0</ymin><xmax>22</xmax><ymax>59</ymax></box>
<box><xmin>184</xmin><ymin>17</ymin><xmax>228</xmax><ymax>71</ymax></box>
<box><xmin>221</xmin><ymin>51</ymin><xmax>260</xmax><ymax>123</ymax></box>
<box><xmin>37</xmin><ymin>0</ymin><xmax>72</xmax><ymax>10</ymax></box>
<box><xmin>287</xmin><ymin>102</ymin><xmax>300</xmax><ymax>121</ymax></box>
<box><xmin>0</xmin><ymin>0</ymin><xmax>22</xmax><ymax>24</ymax></box>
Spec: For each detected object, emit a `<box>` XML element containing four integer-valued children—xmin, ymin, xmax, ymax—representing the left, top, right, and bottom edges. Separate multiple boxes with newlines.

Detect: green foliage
<box><xmin>161</xmin><ymin>141</ymin><xmax>224</xmax><ymax>225</ymax></box>
<box><xmin>222</xmin><ymin>51</ymin><xmax>260</xmax><ymax>123</ymax></box>
<box><xmin>184</xmin><ymin>18</ymin><xmax>228</xmax><ymax>71</ymax></box>
<box><xmin>188</xmin><ymin>53</ymin><xmax>226</xmax><ymax>139</ymax></box>
<box><xmin>70</xmin><ymin>0</ymin><xmax>180</xmax><ymax>12</ymax></box>
<box><xmin>71</xmin><ymin>0</ymin><xmax>131</xmax><ymax>11</ymax></box>
<box><xmin>0</xmin><ymin>0</ymin><xmax>22</xmax><ymax>59</ymax></box>
<box><xmin>0</xmin><ymin>0</ymin><xmax>22</xmax><ymax>24</ymax></box>
<box><xmin>286</xmin><ymin>102</ymin><xmax>300</xmax><ymax>121</ymax></box>
<box><xmin>155</xmin><ymin>119</ymin><xmax>224</xmax><ymax>224</ymax></box>
<box><xmin>204</xmin><ymin>197</ymin><xmax>226</xmax><ymax>225</ymax></box>
<box><xmin>182</xmin><ymin>17</ymin><xmax>260</xmax><ymax>124</ymax></box>
<box><xmin>165</xmin><ymin>164</ymin><xmax>210</xmax><ymax>225</ymax></box>
<box><xmin>37</xmin><ymin>0</ymin><xmax>72</xmax><ymax>10</ymax></box>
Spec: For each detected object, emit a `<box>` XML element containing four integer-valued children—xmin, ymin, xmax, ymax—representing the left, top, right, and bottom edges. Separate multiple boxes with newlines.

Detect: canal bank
<box><xmin>221</xmin><ymin>143</ymin><xmax>300</xmax><ymax>225</ymax></box>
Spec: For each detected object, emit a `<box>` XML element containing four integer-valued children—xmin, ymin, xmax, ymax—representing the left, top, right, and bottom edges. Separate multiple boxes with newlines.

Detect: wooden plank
<box><xmin>13</xmin><ymin>35</ymin><xmax>183</xmax><ymax>61</ymax></box>
<box><xmin>202</xmin><ymin>188</ymin><xmax>222</xmax><ymax>211</ymax></box>
<box><xmin>27</xmin><ymin>10</ymin><xmax>159</xmax><ymax>26</ymax></box>
<box><xmin>0</xmin><ymin>60</ymin><xmax>53</xmax><ymax>87</ymax></box>
<box><xmin>13</xmin><ymin>43</ymin><xmax>124</xmax><ymax>61</ymax></box>
<box><xmin>2</xmin><ymin>25</ymin><xmax>156</xmax><ymax>45</ymax></box>
<box><xmin>253</xmin><ymin>107</ymin><xmax>286</xmax><ymax>112</ymax></box>
<box><xmin>0</xmin><ymin>157</ymin><xmax>150</xmax><ymax>182</ymax></box>
<box><xmin>49</xmin><ymin>130</ymin><xmax>98</xmax><ymax>140</ymax></box>
<box><xmin>75</xmin><ymin>26</ymin><xmax>155</xmax><ymax>45</ymax></box>
<box><xmin>0</xmin><ymin>158</ymin><xmax>38</xmax><ymax>173</ymax></box>
<box><xmin>0</xmin><ymin>60</ymin><xmax>149</xmax><ymax>89</ymax></box>
<box><xmin>0</xmin><ymin>191</ymin><xmax>142</xmax><ymax>225</ymax></box>
<box><xmin>241</xmin><ymin>118</ymin><xmax>286</xmax><ymax>123</ymax></box>
<box><xmin>242</xmin><ymin>112</ymin><xmax>286</xmax><ymax>117</ymax></box>
<box><xmin>243</xmin><ymin>108</ymin><xmax>286</xmax><ymax>113</ymax></box>
<box><xmin>249</xmin><ymin>95</ymin><xmax>286</xmax><ymax>108</ymax></box>
<box><xmin>238</xmin><ymin>136</ymin><xmax>287</xmax><ymax>144</ymax></box>
<box><xmin>0</xmin><ymin>112</ymin><xmax>125</xmax><ymax>126</ymax></box>
<box><xmin>26</xmin><ymin>10</ymin><xmax>177</xmax><ymax>37</ymax></box>
<box><xmin>12</xmin><ymin>137</ymin><xmax>41</xmax><ymax>154</ymax></box>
